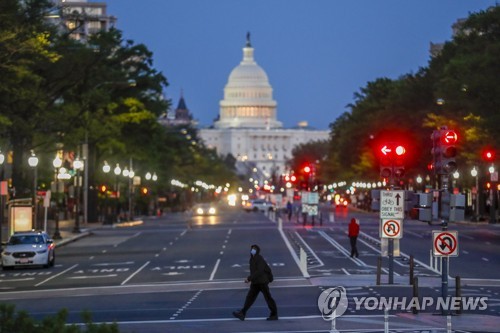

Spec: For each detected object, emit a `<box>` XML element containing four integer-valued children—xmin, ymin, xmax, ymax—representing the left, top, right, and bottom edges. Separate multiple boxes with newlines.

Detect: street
<box><xmin>0</xmin><ymin>207</ymin><xmax>499</xmax><ymax>332</ymax></box>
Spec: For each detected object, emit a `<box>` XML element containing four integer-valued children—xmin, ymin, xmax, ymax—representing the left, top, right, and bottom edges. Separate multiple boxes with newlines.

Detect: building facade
<box><xmin>52</xmin><ymin>0</ymin><xmax>116</xmax><ymax>41</ymax></box>
<box><xmin>199</xmin><ymin>34</ymin><xmax>329</xmax><ymax>181</ymax></box>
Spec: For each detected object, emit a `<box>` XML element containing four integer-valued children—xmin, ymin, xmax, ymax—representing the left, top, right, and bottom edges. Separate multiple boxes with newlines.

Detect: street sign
<box><xmin>380</xmin><ymin>219</ymin><xmax>402</xmax><ymax>239</ymax></box>
<box><xmin>432</xmin><ymin>230</ymin><xmax>459</xmax><ymax>257</ymax></box>
<box><xmin>380</xmin><ymin>190</ymin><xmax>405</xmax><ymax>219</ymax></box>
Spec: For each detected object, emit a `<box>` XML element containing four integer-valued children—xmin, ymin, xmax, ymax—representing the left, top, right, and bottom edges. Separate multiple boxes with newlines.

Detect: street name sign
<box><xmin>380</xmin><ymin>190</ymin><xmax>405</xmax><ymax>219</ymax></box>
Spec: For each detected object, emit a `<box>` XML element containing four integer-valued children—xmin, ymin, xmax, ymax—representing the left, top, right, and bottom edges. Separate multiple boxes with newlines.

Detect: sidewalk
<box><xmin>46</xmin><ymin>219</ymin><xmax>94</xmax><ymax>247</ymax></box>
<box><xmin>47</xmin><ymin>218</ymin><xmax>144</xmax><ymax>247</ymax></box>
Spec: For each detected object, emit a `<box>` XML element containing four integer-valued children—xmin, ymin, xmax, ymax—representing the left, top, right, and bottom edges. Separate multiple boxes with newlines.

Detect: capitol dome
<box><xmin>214</xmin><ymin>34</ymin><xmax>282</xmax><ymax>129</ymax></box>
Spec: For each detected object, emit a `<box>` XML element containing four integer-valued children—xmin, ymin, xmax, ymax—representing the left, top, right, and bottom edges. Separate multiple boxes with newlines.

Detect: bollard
<box><xmin>376</xmin><ymin>256</ymin><xmax>382</xmax><ymax>285</ymax></box>
<box><xmin>300</xmin><ymin>247</ymin><xmax>309</xmax><ymax>277</ymax></box>
<box><xmin>409</xmin><ymin>255</ymin><xmax>414</xmax><ymax>285</ymax></box>
<box><xmin>412</xmin><ymin>277</ymin><xmax>419</xmax><ymax>314</ymax></box>
<box><xmin>384</xmin><ymin>308</ymin><xmax>389</xmax><ymax>333</ymax></box>
<box><xmin>455</xmin><ymin>276</ymin><xmax>462</xmax><ymax>315</ymax></box>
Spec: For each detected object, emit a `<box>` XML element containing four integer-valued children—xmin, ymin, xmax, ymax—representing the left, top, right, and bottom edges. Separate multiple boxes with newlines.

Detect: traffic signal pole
<box><xmin>388</xmin><ymin>169</ymin><xmax>395</xmax><ymax>285</ymax></box>
<box><xmin>440</xmin><ymin>174</ymin><xmax>450</xmax><ymax>315</ymax></box>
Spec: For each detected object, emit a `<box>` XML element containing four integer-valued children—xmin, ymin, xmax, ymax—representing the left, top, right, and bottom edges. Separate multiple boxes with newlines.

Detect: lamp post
<box><xmin>127</xmin><ymin>165</ymin><xmax>134</xmax><ymax>222</ymax></box>
<box><xmin>52</xmin><ymin>154</ymin><xmax>63</xmax><ymax>239</ymax></box>
<box><xmin>28</xmin><ymin>152</ymin><xmax>39</xmax><ymax>230</ymax></box>
<box><xmin>471</xmin><ymin>167</ymin><xmax>479</xmax><ymax>221</ymax></box>
<box><xmin>102</xmin><ymin>161</ymin><xmax>112</xmax><ymax>223</ymax></box>
<box><xmin>73</xmin><ymin>157</ymin><xmax>84</xmax><ymax>233</ymax></box>
<box><xmin>122</xmin><ymin>166</ymin><xmax>132</xmax><ymax>222</ymax></box>
<box><xmin>114</xmin><ymin>163</ymin><xmax>121</xmax><ymax>222</ymax></box>
<box><xmin>488</xmin><ymin>165</ymin><xmax>497</xmax><ymax>224</ymax></box>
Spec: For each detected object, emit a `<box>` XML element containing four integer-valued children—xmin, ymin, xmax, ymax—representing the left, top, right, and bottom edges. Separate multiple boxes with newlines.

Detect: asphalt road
<box><xmin>0</xmin><ymin>207</ymin><xmax>499</xmax><ymax>332</ymax></box>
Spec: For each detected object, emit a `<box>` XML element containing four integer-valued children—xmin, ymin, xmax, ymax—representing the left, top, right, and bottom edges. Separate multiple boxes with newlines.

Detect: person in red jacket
<box><xmin>348</xmin><ymin>218</ymin><xmax>360</xmax><ymax>258</ymax></box>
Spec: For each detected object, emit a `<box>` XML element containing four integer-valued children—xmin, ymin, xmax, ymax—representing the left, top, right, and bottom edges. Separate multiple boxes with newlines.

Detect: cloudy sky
<box><xmin>104</xmin><ymin>0</ymin><xmax>494</xmax><ymax>129</ymax></box>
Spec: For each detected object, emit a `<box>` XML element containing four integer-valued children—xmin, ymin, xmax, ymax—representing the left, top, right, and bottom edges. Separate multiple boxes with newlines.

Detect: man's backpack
<box><xmin>264</xmin><ymin>261</ymin><xmax>274</xmax><ymax>283</ymax></box>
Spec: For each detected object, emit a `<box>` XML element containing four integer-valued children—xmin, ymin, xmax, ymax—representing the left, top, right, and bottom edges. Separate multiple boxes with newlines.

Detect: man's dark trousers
<box><xmin>242</xmin><ymin>283</ymin><xmax>277</xmax><ymax>315</ymax></box>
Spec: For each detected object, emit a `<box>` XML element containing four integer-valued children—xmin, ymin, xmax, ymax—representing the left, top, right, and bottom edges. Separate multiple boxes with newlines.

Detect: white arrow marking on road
<box><xmin>68</xmin><ymin>275</ymin><xmax>117</xmax><ymax>279</ymax></box>
<box><xmin>0</xmin><ymin>278</ymin><xmax>35</xmax><ymax>282</ymax></box>
<box><xmin>175</xmin><ymin>259</ymin><xmax>191</xmax><ymax>263</ymax></box>
<box><xmin>231</xmin><ymin>264</ymin><xmax>242</xmax><ymax>268</ymax></box>
<box><xmin>92</xmin><ymin>262</ymin><xmax>134</xmax><ymax>266</ymax></box>
<box><xmin>162</xmin><ymin>272</ymin><xmax>184</xmax><ymax>276</ymax></box>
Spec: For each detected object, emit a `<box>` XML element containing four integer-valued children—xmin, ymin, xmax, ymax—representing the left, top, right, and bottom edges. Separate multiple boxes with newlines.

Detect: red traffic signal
<box><xmin>442</xmin><ymin>130</ymin><xmax>458</xmax><ymax>144</ymax></box>
<box><xmin>431</xmin><ymin>128</ymin><xmax>458</xmax><ymax>174</ymax></box>
<box><xmin>379</xmin><ymin>144</ymin><xmax>406</xmax><ymax>157</ymax></box>
<box><xmin>482</xmin><ymin>148</ymin><xmax>495</xmax><ymax>162</ymax></box>
<box><xmin>378</xmin><ymin>142</ymin><xmax>406</xmax><ymax>179</ymax></box>
<box><xmin>395</xmin><ymin>145</ymin><xmax>406</xmax><ymax>156</ymax></box>
<box><xmin>303</xmin><ymin>166</ymin><xmax>311</xmax><ymax>173</ymax></box>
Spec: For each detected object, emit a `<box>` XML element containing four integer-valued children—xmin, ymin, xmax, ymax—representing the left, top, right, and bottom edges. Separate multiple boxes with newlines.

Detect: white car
<box><xmin>243</xmin><ymin>199</ymin><xmax>276</xmax><ymax>212</ymax></box>
<box><xmin>1</xmin><ymin>231</ymin><xmax>55</xmax><ymax>270</ymax></box>
<box><xmin>192</xmin><ymin>203</ymin><xmax>218</xmax><ymax>216</ymax></box>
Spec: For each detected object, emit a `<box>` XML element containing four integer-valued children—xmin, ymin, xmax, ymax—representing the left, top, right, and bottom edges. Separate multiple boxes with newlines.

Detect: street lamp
<box><xmin>52</xmin><ymin>153</ymin><xmax>63</xmax><ymax>239</ymax></box>
<box><xmin>128</xmin><ymin>167</ymin><xmax>134</xmax><ymax>221</ymax></box>
<box><xmin>28</xmin><ymin>151</ymin><xmax>39</xmax><ymax>229</ymax></box>
<box><xmin>471</xmin><ymin>167</ymin><xmax>479</xmax><ymax>221</ymax></box>
<box><xmin>73</xmin><ymin>157</ymin><xmax>84</xmax><ymax>233</ymax></box>
<box><xmin>114</xmin><ymin>164</ymin><xmax>121</xmax><ymax>222</ymax></box>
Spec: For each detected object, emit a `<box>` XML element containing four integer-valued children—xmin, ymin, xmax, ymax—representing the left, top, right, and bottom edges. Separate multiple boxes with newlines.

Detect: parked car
<box><xmin>243</xmin><ymin>199</ymin><xmax>276</xmax><ymax>212</ymax></box>
<box><xmin>192</xmin><ymin>203</ymin><xmax>218</xmax><ymax>216</ymax></box>
<box><xmin>1</xmin><ymin>231</ymin><xmax>55</xmax><ymax>270</ymax></box>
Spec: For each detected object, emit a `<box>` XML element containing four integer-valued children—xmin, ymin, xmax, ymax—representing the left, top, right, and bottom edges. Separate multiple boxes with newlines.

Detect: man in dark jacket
<box><xmin>233</xmin><ymin>244</ymin><xmax>278</xmax><ymax>321</ymax></box>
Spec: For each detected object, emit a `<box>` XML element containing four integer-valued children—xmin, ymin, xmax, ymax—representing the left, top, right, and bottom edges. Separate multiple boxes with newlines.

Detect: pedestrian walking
<box><xmin>348</xmin><ymin>218</ymin><xmax>359</xmax><ymax>258</ymax></box>
<box><xmin>233</xmin><ymin>244</ymin><xmax>278</xmax><ymax>321</ymax></box>
<box><xmin>286</xmin><ymin>201</ymin><xmax>293</xmax><ymax>221</ymax></box>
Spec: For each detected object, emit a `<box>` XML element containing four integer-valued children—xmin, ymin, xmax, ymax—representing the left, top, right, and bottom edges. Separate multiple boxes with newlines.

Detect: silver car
<box><xmin>243</xmin><ymin>199</ymin><xmax>276</xmax><ymax>212</ymax></box>
<box><xmin>1</xmin><ymin>231</ymin><xmax>55</xmax><ymax>270</ymax></box>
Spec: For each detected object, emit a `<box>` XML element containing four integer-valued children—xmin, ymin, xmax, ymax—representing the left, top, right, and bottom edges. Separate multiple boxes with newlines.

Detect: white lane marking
<box><xmin>0</xmin><ymin>278</ymin><xmax>35</xmax><ymax>283</ymax></box>
<box><xmin>405</xmin><ymin>230</ymin><xmax>424</xmax><ymax>238</ymax></box>
<box><xmin>318</xmin><ymin>231</ymin><xmax>365</xmax><ymax>267</ymax></box>
<box><xmin>482</xmin><ymin>257</ymin><xmax>490</xmax><ymax>262</ymax></box>
<box><xmin>121</xmin><ymin>261</ymin><xmax>150</xmax><ymax>285</ymax></box>
<box><xmin>35</xmin><ymin>264</ymin><xmax>78</xmax><ymax>287</ymax></box>
<box><xmin>92</xmin><ymin>262</ymin><xmax>134</xmax><ymax>266</ymax></box>
<box><xmin>279</xmin><ymin>227</ymin><xmax>308</xmax><ymax>277</ymax></box>
<box><xmin>209</xmin><ymin>258</ymin><xmax>221</xmax><ymax>281</ymax></box>
<box><xmin>341</xmin><ymin>268</ymin><xmax>350</xmax><ymax>275</ymax></box>
<box><xmin>69</xmin><ymin>275</ymin><xmax>117</xmax><ymax>279</ymax></box>
<box><xmin>294</xmin><ymin>231</ymin><xmax>324</xmax><ymax>268</ymax></box>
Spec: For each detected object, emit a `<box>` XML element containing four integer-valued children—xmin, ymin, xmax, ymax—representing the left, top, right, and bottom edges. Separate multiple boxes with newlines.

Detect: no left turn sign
<box><xmin>432</xmin><ymin>231</ymin><xmax>459</xmax><ymax>257</ymax></box>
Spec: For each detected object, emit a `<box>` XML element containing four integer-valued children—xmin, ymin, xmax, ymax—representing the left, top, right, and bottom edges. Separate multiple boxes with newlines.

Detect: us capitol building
<box><xmin>198</xmin><ymin>34</ymin><xmax>329</xmax><ymax>181</ymax></box>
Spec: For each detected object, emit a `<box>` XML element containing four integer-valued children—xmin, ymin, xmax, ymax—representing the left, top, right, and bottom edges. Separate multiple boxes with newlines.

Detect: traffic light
<box><xmin>378</xmin><ymin>143</ymin><xmax>406</xmax><ymax>179</ymax></box>
<box><xmin>482</xmin><ymin>147</ymin><xmax>495</xmax><ymax>162</ymax></box>
<box><xmin>100</xmin><ymin>185</ymin><xmax>107</xmax><ymax>193</ymax></box>
<box><xmin>303</xmin><ymin>165</ymin><xmax>311</xmax><ymax>174</ymax></box>
<box><xmin>393</xmin><ymin>145</ymin><xmax>406</xmax><ymax>178</ymax></box>
<box><xmin>141</xmin><ymin>187</ymin><xmax>149</xmax><ymax>195</ymax></box>
<box><xmin>431</xmin><ymin>128</ymin><xmax>458</xmax><ymax>175</ymax></box>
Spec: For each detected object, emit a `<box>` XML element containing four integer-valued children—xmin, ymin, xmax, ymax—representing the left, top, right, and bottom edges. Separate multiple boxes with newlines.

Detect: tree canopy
<box><xmin>320</xmin><ymin>6</ymin><xmax>500</xmax><ymax>185</ymax></box>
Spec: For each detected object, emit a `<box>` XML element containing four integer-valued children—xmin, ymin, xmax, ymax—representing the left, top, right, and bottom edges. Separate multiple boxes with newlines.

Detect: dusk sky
<box><xmin>104</xmin><ymin>0</ymin><xmax>494</xmax><ymax>130</ymax></box>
